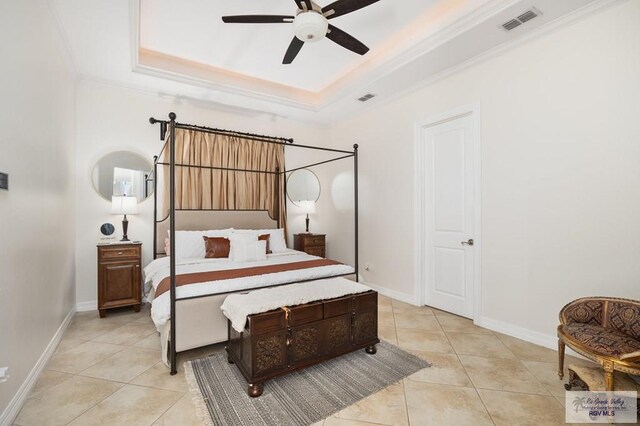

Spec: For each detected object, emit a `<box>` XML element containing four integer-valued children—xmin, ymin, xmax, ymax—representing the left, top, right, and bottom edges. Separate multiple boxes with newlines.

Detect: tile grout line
<box><xmin>400</xmin><ymin>379</ymin><xmax>411</xmax><ymax>426</ymax></box>
<box><xmin>67</xmin><ymin>312</ymin><xmax>170</xmax><ymax>425</ymax></box>
<box><xmin>60</xmin><ymin>380</ymin><xmax>125</xmax><ymax>426</ymax></box>
<box><xmin>435</xmin><ymin>312</ymin><xmax>497</xmax><ymax>425</ymax></box>
<box><xmin>59</xmin><ymin>318</ymin><xmax>137</xmax><ymax>424</ymax></box>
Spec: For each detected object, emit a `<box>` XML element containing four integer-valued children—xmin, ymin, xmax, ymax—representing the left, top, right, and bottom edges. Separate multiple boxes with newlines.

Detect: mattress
<box><xmin>144</xmin><ymin>249</ymin><xmax>355</xmax><ymax>330</ymax></box>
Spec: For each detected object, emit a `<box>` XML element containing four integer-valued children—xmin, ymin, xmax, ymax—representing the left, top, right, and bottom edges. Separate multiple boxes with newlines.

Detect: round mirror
<box><xmin>287</xmin><ymin>169</ymin><xmax>320</xmax><ymax>205</ymax></box>
<box><xmin>92</xmin><ymin>151</ymin><xmax>153</xmax><ymax>201</ymax></box>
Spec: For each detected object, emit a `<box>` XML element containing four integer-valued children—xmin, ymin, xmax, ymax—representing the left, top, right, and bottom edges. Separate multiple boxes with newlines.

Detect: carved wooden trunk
<box><xmin>226</xmin><ymin>291</ymin><xmax>379</xmax><ymax>397</ymax></box>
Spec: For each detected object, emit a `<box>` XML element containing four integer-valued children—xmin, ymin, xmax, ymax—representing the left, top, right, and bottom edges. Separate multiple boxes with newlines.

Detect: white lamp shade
<box><xmin>298</xmin><ymin>200</ymin><xmax>316</xmax><ymax>214</ymax></box>
<box><xmin>111</xmin><ymin>196</ymin><xmax>138</xmax><ymax>215</ymax></box>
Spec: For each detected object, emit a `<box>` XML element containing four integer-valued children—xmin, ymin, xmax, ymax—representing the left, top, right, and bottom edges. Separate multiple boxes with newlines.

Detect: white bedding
<box><xmin>222</xmin><ymin>277</ymin><xmax>371</xmax><ymax>332</ymax></box>
<box><xmin>144</xmin><ymin>249</ymin><xmax>355</xmax><ymax>330</ymax></box>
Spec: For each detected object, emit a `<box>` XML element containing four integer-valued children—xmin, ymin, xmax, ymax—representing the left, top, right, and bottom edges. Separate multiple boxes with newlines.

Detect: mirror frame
<box><xmin>286</xmin><ymin>168</ymin><xmax>321</xmax><ymax>206</ymax></box>
<box><xmin>91</xmin><ymin>150</ymin><xmax>153</xmax><ymax>202</ymax></box>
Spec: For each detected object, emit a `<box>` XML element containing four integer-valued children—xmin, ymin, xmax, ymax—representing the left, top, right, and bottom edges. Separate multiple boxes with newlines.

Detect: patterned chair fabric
<box><xmin>557</xmin><ymin>297</ymin><xmax>640</xmax><ymax>392</ymax></box>
<box><xmin>560</xmin><ymin>300</ymin><xmax>603</xmax><ymax>326</ymax></box>
<box><xmin>560</xmin><ymin>323</ymin><xmax>640</xmax><ymax>356</ymax></box>
<box><xmin>608</xmin><ymin>302</ymin><xmax>640</xmax><ymax>341</ymax></box>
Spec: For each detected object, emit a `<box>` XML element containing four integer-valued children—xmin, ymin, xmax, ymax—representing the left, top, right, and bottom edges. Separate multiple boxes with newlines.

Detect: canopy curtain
<box><xmin>162</xmin><ymin>127</ymin><xmax>287</xmax><ymax>234</ymax></box>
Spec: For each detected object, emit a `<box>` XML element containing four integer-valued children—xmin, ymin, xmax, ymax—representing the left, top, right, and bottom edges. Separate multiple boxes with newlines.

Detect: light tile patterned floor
<box><xmin>15</xmin><ymin>297</ymin><xmax>596</xmax><ymax>425</ymax></box>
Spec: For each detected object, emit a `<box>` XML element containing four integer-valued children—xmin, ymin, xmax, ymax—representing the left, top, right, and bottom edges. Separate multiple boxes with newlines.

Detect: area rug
<box><xmin>184</xmin><ymin>341</ymin><xmax>430</xmax><ymax>426</ymax></box>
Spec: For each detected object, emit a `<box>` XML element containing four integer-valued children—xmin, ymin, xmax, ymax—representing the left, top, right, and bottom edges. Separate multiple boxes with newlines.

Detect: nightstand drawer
<box><xmin>99</xmin><ymin>246</ymin><xmax>140</xmax><ymax>260</ymax></box>
<box><xmin>305</xmin><ymin>236</ymin><xmax>325</xmax><ymax>247</ymax></box>
<box><xmin>305</xmin><ymin>247</ymin><xmax>325</xmax><ymax>257</ymax></box>
<box><xmin>293</xmin><ymin>233</ymin><xmax>326</xmax><ymax>258</ymax></box>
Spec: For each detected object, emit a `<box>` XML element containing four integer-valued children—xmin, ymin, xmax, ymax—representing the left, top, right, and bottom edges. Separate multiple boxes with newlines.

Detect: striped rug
<box><xmin>184</xmin><ymin>341</ymin><xmax>430</xmax><ymax>426</ymax></box>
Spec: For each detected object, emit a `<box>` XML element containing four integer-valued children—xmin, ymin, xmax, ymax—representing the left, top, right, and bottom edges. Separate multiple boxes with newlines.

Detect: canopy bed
<box><xmin>147</xmin><ymin>113</ymin><xmax>360</xmax><ymax>375</ymax></box>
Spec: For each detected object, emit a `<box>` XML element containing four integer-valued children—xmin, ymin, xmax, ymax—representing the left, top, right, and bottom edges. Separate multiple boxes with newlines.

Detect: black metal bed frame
<box><xmin>148</xmin><ymin>112</ymin><xmax>359</xmax><ymax>375</ymax></box>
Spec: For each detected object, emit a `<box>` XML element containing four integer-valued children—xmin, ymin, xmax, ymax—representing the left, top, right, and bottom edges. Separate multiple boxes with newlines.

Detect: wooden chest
<box><xmin>226</xmin><ymin>291</ymin><xmax>379</xmax><ymax>397</ymax></box>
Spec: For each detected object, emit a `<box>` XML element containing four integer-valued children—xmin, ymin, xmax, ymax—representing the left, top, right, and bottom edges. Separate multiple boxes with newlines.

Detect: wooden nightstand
<box><xmin>97</xmin><ymin>242</ymin><xmax>142</xmax><ymax>318</ymax></box>
<box><xmin>293</xmin><ymin>233</ymin><xmax>326</xmax><ymax>257</ymax></box>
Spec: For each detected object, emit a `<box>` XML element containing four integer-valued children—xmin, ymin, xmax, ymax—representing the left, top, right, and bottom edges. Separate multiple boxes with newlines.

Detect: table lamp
<box><xmin>299</xmin><ymin>200</ymin><xmax>316</xmax><ymax>233</ymax></box>
<box><xmin>111</xmin><ymin>195</ymin><xmax>138</xmax><ymax>241</ymax></box>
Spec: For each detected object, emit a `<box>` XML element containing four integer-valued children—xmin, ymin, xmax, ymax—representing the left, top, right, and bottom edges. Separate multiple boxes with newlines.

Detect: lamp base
<box><xmin>305</xmin><ymin>215</ymin><xmax>310</xmax><ymax>233</ymax></box>
<box><xmin>121</xmin><ymin>215</ymin><xmax>130</xmax><ymax>241</ymax></box>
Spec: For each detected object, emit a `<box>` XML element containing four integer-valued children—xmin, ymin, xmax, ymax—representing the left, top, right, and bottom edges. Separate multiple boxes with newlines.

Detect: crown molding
<box><xmin>127</xmin><ymin>0</ymin><xmax>524</xmax><ymax>112</ymax></box>
<box><xmin>76</xmin><ymin>76</ymin><xmax>294</xmax><ymax>121</ymax></box>
<box><xmin>121</xmin><ymin>0</ymin><xmax>615</xmax><ymax>122</ymax></box>
<box><xmin>362</xmin><ymin>0</ymin><xmax>619</xmax><ymax>113</ymax></box>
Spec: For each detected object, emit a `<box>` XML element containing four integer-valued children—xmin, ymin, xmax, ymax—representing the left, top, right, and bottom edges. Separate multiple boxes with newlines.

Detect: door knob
<box><xmin>461</xmin><ymin>239</ymin><xmax>474</xmax><ymax>246</ymax></box>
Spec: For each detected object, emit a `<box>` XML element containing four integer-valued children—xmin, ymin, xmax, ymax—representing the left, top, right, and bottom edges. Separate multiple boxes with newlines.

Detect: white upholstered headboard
<box><xmin>155</xmin><ymin>210</ymin><xmax>278</xmax><ymax>255</ymax></box>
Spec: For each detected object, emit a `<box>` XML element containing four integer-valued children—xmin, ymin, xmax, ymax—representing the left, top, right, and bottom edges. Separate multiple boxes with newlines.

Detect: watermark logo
<box><xmin>566</xmin><ymin>391</ymin><xmax>637</xmax><ymax>423</ymax></box>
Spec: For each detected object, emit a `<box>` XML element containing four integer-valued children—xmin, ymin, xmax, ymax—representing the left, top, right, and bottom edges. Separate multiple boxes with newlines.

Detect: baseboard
<box><xmin>75</xmin><ymin>300</ymin><xmax>97</xmax><ymax>312</ymax></box>
<box><xmin>0</xmin><ymin>306</ymin><xmax>76</xmax><ymax>426</ymax></box>
<box><xmin>344</xmin><ymin>282</ymin><xmax>588</xmax><ymax>361</ymax></box>
<box><xmin>478</xmin><ymin>316</ymin><xmax>587</xmax><ymax>360</ymax></box>
<box><xmin>361</xmin><ymin>281</ymin><xmax>417</xmax><ymax>305</ymax></box>
<box><xmin>478</xmin><ymin>316</ymin><xmax>557</xmax><ymax>349</ymax></box>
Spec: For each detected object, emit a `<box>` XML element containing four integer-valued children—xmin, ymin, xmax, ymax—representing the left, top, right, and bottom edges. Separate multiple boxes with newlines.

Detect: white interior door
<box><xmin>422</xmin><ymin>113</ymin><xmax>477</xmax><ymax>318</ymax></box>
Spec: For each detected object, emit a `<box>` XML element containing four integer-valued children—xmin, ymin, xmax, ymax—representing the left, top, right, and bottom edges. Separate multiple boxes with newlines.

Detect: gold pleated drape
<box><xmin>162</xmin><ymin>127</ymin><xmax>287</xmax><ymax>233</ymax></box>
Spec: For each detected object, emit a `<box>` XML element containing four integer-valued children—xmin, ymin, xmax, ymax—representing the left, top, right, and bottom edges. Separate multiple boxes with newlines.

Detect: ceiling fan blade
<box><xmin>283</xmin><ymin>37</ymin><xmax>305</xmax><ymax>64</ymax></box>
<box><xmin>293</xmin><ymin>0</ymin><xmax>314</xmax><ymax>11</ymax></box>
<box><xmin>322</xmin><ymin>0</ymin><xmax>380</xmax><ymax>19</ymax></box>
<box><xmin>326</xmin><ymin>25</ymin><xmax>369</xmax><ymax>55</ymax></box>
<box><xmin>282</xmin><ymin>36</ymin><xmax>304</xmax><ymax>65</ymax></box>
<box><xmin>221</xmin><ymin>15</ymin><xmax>294</xmax><ymax>24</ymax></box>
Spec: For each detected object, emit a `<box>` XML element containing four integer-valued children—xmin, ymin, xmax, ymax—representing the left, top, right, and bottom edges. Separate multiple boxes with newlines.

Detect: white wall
<box><xmin>0</xmin><ymin>0</ymin><xmax>76</xmax><ymax>420</ymax></box>
<box><xmin>328</xmin><ymin>1</ymin><xmax>640</xmax><ymax>343</ymax></box>
<box><xmin>74</xmin><ymin>82</ymin><xmax>334</xmax><ymax>305</ymax></box>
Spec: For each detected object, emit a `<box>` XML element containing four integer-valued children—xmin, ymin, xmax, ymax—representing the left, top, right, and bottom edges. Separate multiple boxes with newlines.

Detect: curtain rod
<box><xmin>149</xmin><ymin>117</ymin><xmax>293</xmax><ymax>144</ymax></box>
<box><xmin>149</xmin><ymin>116</ymin><xmax>354</xmax><ymax>155</ymax></box>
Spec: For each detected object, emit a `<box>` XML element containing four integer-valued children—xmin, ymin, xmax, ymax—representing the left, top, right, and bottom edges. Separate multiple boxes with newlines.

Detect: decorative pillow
<box><xmin>258</xmin><ymin>234</ymin><xmax>272</xmax><ymax>254</ymax></box>
<box><xmin>203</xmin><ymin>236</ymin><xmax>231</xmax><ymax>259</ymax></box>
<box><xmin>170</xmin><ymin>229</ymin><xmax>233</xmax><ymax>259</ymax></box>
<box><xmin>235</xmin><ymin>228</ymin><xmax>287</xmax><ymax>253</ymax></box>
<box><xmin>230</xmin><ymin>240</ymin><xmax>267</xmax><ymax>262</ymax></box>
<box><xmin>268</xmin><ymin>229</ymin><xmax>287</xmax><ymax>252</ymax></box>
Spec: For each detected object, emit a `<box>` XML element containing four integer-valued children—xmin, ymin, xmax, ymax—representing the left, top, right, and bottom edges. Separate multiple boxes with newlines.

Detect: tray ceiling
<box><xmin>50</xmin><ymin>0</ymin><xmax>600</xmax><ymax>121</ymax></box>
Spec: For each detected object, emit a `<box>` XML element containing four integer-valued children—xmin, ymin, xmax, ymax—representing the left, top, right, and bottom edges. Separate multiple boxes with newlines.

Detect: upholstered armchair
<box><xmin>557</xmin><ymin>297</ymin><xmax>640</xmax><ymax>391</ymax></box>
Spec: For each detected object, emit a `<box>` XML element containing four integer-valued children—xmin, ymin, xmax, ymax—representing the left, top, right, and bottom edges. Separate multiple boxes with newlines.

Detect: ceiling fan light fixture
<box><xmin>293</xmin><ymin>12</ymin><xmax>328</xmax><ymax>42</ymax></box>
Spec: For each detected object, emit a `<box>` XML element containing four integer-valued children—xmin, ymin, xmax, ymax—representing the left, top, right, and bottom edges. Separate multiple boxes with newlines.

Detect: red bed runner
<box><xmin>155</xmin><ymin>259</ymin><xmax>342</xmax><ymax>298</ymax></box>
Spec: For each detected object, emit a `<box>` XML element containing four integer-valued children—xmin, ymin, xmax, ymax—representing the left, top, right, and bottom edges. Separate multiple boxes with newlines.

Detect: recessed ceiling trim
<box><xmin>128</xmin><ymin>0</ymin><xmax>607</xmax><ymax>118</ymax></box>
<box><xmin>363</xmin><ymin>0</ymin><xmax>616</xmax><ymax>117</ymax></box>
<box><xmin>313</xmin><ymin>0</ymin><xmax>524</xmax><ymax>108</ymax></box>
<box><xmin>136</xmin><ymin>49</ymin><xmax>321</xmax><ymax>110</ymax></box>
<box><xmin>131</xmin><ymin>0</ymin><xmax>527</xmax><ymax>113</ymax></box>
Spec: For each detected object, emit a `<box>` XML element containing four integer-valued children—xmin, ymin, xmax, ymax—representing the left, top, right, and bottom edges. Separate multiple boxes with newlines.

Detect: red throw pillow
<box><xmin>203</xmin><ymin>236</ymin><xmax>231</xmax><ymax>259</ymax></box>
<box><xmin>258</xmin><ymin>234</ymin><xmax>272</xmax><ymax>254</ymax></box>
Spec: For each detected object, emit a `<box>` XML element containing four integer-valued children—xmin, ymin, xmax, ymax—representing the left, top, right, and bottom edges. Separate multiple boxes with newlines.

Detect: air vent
<box><xmin>502</xmin><ymin>19</ymin><xmax>521</xmax><ymax>31</ymax></box>
<box><xmin>357</xmin><ymin>93</ymin><xmax>376</xmax><ymax>102</ymax></box>
<box><xmin>501</xmin><ymin>8</ymin><xmax>541</xmax><ymax>31</ymax></box>
<box><xmin>517</xmin><ymin>10</ymin><xmax>538</xmax><ymax>23</ymax></box>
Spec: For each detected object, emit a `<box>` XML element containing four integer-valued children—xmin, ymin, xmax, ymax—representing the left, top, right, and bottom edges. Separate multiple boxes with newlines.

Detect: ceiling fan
<box><xmin>221</xmin><ymin>0</ymin><xmax>380</xmax><ymax>64</ymax></box>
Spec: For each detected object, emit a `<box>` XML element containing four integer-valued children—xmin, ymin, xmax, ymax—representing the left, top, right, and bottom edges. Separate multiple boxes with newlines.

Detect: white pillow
<box><xmin>234</xmin><ymin>228</ymin><xmax>287</xmax><ymax>253</ymax></box>
<box><xmin>230</xmin><ymin>239</ymin><xmax>267</xmax><ymax>262</ymax></box>
<box><xmin>170</xmin><ymin>229</ymin><xmax>233</xmax><ymax>259</ymax></box>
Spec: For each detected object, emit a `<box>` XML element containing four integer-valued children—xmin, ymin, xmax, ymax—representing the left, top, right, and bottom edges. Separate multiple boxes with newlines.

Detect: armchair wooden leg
<box><xmin>603</xmin><ymin>362</ymin><xmax>615</xmax><ymax>391</ymax></box>
<box><xmin>558</xmin><ymin>339</ymin><xmax>565</xmax><ymax>380</ymax></box>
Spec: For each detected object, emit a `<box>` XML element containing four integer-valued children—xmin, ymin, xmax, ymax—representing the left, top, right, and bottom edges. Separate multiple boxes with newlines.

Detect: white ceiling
<box><xmin>50</xmin><ymin>0</ymin><xmax>600</xmax><ymax>122</ymax></box>
<box><xmin>140</xmin><ymin>0</ymin><xmax>458</xmax><ymax>92</ymax></box>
